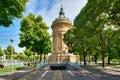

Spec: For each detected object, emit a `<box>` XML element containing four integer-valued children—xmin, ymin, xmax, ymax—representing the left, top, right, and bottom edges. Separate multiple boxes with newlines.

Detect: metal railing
<box><xmin>68</xmin><ymin>62</ymin><xmax>81</xmax><ymax>70</ymax></box>
<box><xmin>35</xmin><ymin>62</ymin><xmax>48</xmax><ymax>70</ymax></box>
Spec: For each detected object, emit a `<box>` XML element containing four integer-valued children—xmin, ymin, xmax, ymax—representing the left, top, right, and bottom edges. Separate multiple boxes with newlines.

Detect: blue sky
<box><xmin>0</xmin><ymin>0</ymin><xmax>87</xmax><ymax>52</ymax></box>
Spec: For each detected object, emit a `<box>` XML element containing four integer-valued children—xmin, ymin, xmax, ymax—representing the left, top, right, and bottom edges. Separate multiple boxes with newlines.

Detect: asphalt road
<box><xmin>25</xmin><ymin>70</ymin><xmax>89</xmax><ymax>80</ymax></box>
<box><xmin>22</xmin><ymin>65</ymin><xmax>120</xmax><ymax>80</ymax></box>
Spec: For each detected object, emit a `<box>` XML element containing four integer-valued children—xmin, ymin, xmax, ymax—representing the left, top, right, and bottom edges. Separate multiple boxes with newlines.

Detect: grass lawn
<box><xmin>0</xmin><ymin>67</ymin><xmax>30</xmax><ymax>74</ymax></box>
<box><xmin>95</xmin><ymin>63</ymin><xmax>120</xmax><ymax>68</ymax></box>
<box><xmin>106</xmin><ymin>63</ymin><xmax>120</xmax><ymax>66</ymax></box>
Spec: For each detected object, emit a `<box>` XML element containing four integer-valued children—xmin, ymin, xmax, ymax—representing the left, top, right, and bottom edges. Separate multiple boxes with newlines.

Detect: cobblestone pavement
<box><xmin>0</xmin><ymin>65</ymin><xmax>120</xmax><ymax>80</ymax></box>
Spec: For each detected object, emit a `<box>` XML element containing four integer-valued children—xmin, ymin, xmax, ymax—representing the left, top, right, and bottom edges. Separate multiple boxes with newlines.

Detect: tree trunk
<box><xmin>33</xmin><ymin>48</ymin><xmax>35</xmax><ymax>62</ymax></box>
<box><xmin>44</xmin><ymin>54</ymin><xmax>46</xmax><ymax>63</ymax></box>
<box><xmin>102</xmin><ymin>49</ymin><xmax>106</xmax><ymax>68</ymax></box>
<box><xmin>97</xmin><ymin>30</ymin><xmax>106</xmax><ymax>68</ymax></box>
<box><xmin>108</xmin><ymin>53</ymin><xmax>111</xmax><ymax>64</ymax></box>
<box><xmin>88</xmin><ymin>54</ymin><xmax>90</xmax><ymax>63</ymax></box>
<box><xmin>83</xmin><ymin>52</ymin><xmax>87</xmax><ymax>65</ymax></box>
<box><xmin>81</xmin><ymin>44</ymin><xmax>87</xmax><ymax>65</ymax></box>
<box><xmin>79</xmin><ymin>54</ymin><xmax>82</xmax><ymax>64</ymax></box>
<box><xmin>94</xmin><ymin>53</ymin><xmax>98</xmax><ymax>64</ymax></box>
<box><xmin>39</xmin><ymin>54</ymin><xmax>42</xmax><ymax>62</ymax></box>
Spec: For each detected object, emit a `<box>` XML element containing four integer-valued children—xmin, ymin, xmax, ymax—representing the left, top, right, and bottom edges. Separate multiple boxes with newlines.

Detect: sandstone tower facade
<box><xmin>48</xmin><ymin>6</ymin><xmax>79</xmax><ymax>63</ymax></box>
<box><xmin>51</xmin><ymin>6</ymin><xmax>72</xmax><ymax>54</ymax></box>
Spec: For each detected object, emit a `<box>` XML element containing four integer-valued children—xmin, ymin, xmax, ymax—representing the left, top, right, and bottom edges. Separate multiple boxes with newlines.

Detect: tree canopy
<box><xmin>0</xmin><ymin>0</ymin><xmax>28</xmax><ymax>27</ymax></box>
<box><xmin>4</xmin><ymin>45</ymin><xmax>16</xmax><ymax>59</ymax></box>
<box><xmin>65</xmin><ymin>0</ymin><xmax>120</xmax><ymax>68</ymax></box>
<box><xmin>19</xmin><ymin>13</ymin><xmax>52</xmax><ymax>62</ymax></box>
<box><xmin>0</xmin><ymin>47</ymin><xmax>3</xmax><ymax>57</ymax></box>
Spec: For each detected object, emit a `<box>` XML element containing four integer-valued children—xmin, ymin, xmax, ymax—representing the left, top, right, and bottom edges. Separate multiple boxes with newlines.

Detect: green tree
<box><xmin>17</xmin><ymin>52</ymin><xmax>26</xmax><ymax>61</ymax></box>
<box><xmin>0</xmin><ymin>47</ymin><xmax>3</xmax><ymax>57</ymax></box>
<box><xmin>35</xmin><ymin>31</ymin><xmax>52</xmax><ymax>62</ymax></box>
<box><xmin>0</xmin><ymin>0</ymin><xmax>28</xmax><ymax>27</ymax></box>
<box><xmin>74</xmin><ymin>0</ymin><xmax>120</xmax><ymax>68</ymax></box>
<box><xmin>114</xmin><ymin>29</ymin><xmax>120</xmax><ymax>59</ymax></box>
<box><xmin>19</xmin><ymin>13</ymin><xmax>52</xmax><ymax>62</ymax></box>
<box><xmin>63</xmin><ymin>27</ymin><xmax>76</xmax><ymax>53</ymax></box>
<box><xmin>24</xmin><ymin>48</ymin><xmax>33</xmax><ymax>59</ymax></box>
<box><xmin>43</xmin><ymin>39</ymin><xmax>52</xmax><ymax>62</ymax></box>
<box><xmin>64</xmin><ymin>27</ymin><xmax>96</xmax><ymax>65</ymax></box>
<box><xmin>4</xmin><ymin>45</ymin><xmax>16</xmax><ymax>60</ymax></box>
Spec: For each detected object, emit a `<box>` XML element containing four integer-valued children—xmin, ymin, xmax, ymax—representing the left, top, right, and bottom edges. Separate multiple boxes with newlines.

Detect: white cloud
<box><xmin>25</xmin><ymin>0</ymin><xmax>37</xmax><ymax>15</ymax></box>
<box><xmin>25</xmin><ymin>0</ymin><xmax>87</xmax><ymax>24</ymax></box>
<box><xmin>61</xmin><ymin>0</ymin><xmax>87</xmax><ymax>21</ymax></box>
<box><xmin>16</xmin><ymin>0</ymin><xmax>87</xmax><ymax>52</ymax></box>
<box><xmin>33</xmin><ymin>0</ymin><xmax>87</xmax><ymax>34</ymax></box>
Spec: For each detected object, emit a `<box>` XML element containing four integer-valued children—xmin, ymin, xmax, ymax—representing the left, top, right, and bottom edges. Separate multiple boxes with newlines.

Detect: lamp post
<box><xmin>10</xmin><ymin>39</ymin><xmax>14</xmax><ymax>72</ymax></box>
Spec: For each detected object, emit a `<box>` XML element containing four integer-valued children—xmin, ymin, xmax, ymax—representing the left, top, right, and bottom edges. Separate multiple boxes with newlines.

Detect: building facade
<box><xmin>48</xmin><ymin>6</ymin><xmax>79</xmax><ymax>63</ymax></box>
<box><xmin>51</xmin><ymin>6</ymin><xmax>72</xmax><ymax>54</ymax></box>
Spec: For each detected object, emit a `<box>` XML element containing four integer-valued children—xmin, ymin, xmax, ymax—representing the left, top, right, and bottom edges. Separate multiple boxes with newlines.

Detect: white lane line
<box><xmin>68</xmin><ymin>70</ymin><xmax>75</xmax><ymax>76</ymax></box>
<box><xmin>41</xmin><ymin>71</ymin><xmax>49</xmax><ymax>77</ymax></box>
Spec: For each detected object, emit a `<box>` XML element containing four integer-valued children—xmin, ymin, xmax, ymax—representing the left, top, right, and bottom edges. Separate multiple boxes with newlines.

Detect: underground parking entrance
<box><xmin>49</xmin><ymin>63</ymin><xmax>68</xmax><ymax>70</ymax></box>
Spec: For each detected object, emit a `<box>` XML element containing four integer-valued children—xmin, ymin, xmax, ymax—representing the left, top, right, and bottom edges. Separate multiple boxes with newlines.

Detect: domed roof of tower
<box><xmin>53</xmin><ymin>5</ymin><xmax>70</xmax><ymax>22</ymax></box>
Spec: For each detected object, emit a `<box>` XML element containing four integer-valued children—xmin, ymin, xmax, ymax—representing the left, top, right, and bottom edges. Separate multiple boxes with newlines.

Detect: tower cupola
<box><xmin>53</xmin><ymin>5</ymin><xmax>70</xmax><ymax>22</ymax></box>
<box><xmin>59</xmin><ymin>5</ymin><xmax>65</xmax><ymax>17</ymax></box>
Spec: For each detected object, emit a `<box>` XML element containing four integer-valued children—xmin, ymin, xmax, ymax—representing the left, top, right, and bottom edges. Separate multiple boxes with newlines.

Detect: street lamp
<box><xmin>10</xmin><ymin>39</ymin><xmax>14</xmax><ymax>72</ymax></box>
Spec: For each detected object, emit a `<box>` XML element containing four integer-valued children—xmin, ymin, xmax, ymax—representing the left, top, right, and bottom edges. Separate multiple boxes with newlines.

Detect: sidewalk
<box><xmin>81</xmin><ymin>64</ymin><xmax>120</xmax><ymax>75</ymax></box>
<box><xmin>0</xmin><ymin>69</ymin><xmax>33</xmax><ymax>80</ymax></box>
<box><xmin>102</xmin><ymin>65</ymin><xmax>120</xmax><ymax>75</ymax></box>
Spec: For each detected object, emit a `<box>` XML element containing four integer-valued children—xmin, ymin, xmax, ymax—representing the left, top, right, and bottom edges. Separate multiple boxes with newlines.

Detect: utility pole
<box><xmin>10</xmin><ymin>39</ymin><xmax>14</xmax><ymax>72</ymax></box>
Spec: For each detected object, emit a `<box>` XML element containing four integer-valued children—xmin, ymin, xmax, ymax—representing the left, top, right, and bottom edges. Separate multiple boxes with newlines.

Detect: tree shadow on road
<box><xmin>0</xmin><ymin>69</ymin><xmax>33</xmax><ymax>80</ymax></box>
<box><xmin>80</xmin><ymin>65</ymin><xmax>120</xmax><ymax>80</ymax></box>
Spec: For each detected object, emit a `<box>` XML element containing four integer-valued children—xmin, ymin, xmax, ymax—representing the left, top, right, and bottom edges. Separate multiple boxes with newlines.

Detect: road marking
<box><xmin>53</xmin><ymin>70</ymin><xmax>57</xmax><ymax>80</ymax></box>
<box><xmin>68</xmin><ymin>70</ymin><xmax>75</xmax><ymax>76</ymax></box>
<box><xmin>41</xmin><ymin>71</ymin><xmax>48</xmax><ymax>77</ymax></box>
<box><xmin>60</xmin><ymin>71</ymin><xmax>63</xmax><ymax>80</ymax></box>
